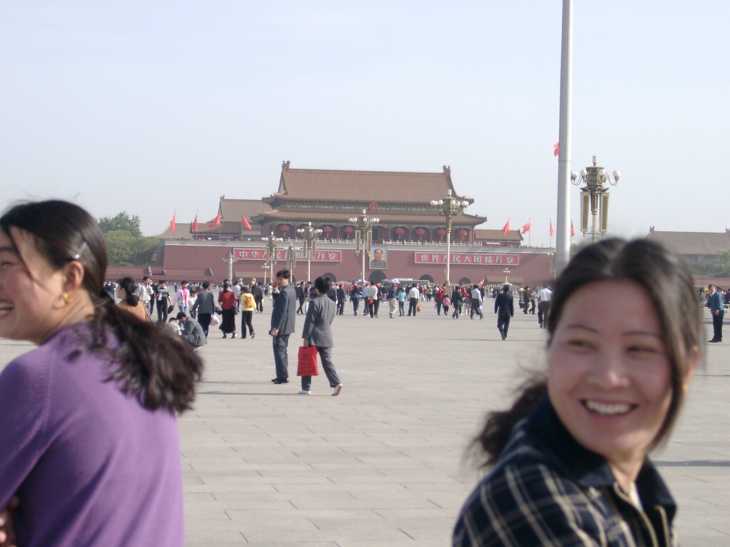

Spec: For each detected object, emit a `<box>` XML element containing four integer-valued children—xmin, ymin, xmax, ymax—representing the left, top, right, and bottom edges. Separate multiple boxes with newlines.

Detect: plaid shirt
<box><xmin>453</xmin><ymin>399</ymin><xmax>678</xmax><ymax>547</ymax></box>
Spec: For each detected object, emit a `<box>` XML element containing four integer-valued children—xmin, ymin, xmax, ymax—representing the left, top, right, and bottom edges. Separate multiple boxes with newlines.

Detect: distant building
<box><xmin>647</xmin><ymin>227</ymin><xmax>730</xmax><ymax>286</ymax></box>
<box><xmin>647</xmin><ymin>227</ymin><xmax>730</xmax><ymax>268</ymax></box>
<box><xmin>142</xmin><ymin>162</ymin><xmax>554</xmax><ymax>284</ymax></box>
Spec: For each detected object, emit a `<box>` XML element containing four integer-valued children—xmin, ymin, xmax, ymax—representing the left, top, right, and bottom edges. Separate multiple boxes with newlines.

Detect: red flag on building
<box><xmin>191</xmin><ymin>214</ymin><xmax>199</xmax><ymax>232</ymax></box>
<box><xmin>549</xmin><ymin>218</ymin><xmax>555</xmax><ymax>237</ymax></box>
<box><xmin>169</xmin><ymin>212</ymin><xmax>176</xmax><ymax>233</ymax></box>
<box><xmin>553</xmin><ymin>142</ymin><xmax>560</xmax><ymax>157</ymax></box>
<box><xmin>241</xmin><ymin>215</ymin><xmax>252</xmax><ymax>231</ymax></box>
<box><xmin>208</xmin><ymin>212</ymin><xmax>222</xmax><ymax>227</ymax></box>
<box><xmin>570</xmin><ymin>220</ymin><xmax>576</xmax><ymax>238</ymax></box>
<box><xmin>521</xmin><ymin>220</ymin><xmax>532</xmax><ymax>234</ymax></box>
<box><xmin>501</xmin><ymin>219</ymin><xmax>511</xmax><ymax>235</ymax></box>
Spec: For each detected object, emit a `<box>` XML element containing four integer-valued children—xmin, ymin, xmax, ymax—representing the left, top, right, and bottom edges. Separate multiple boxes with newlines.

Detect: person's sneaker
<box><xmin>298</xmin><ymin>390</ymin><xmax>311</xmax><ymax>395</ymax></box>
<box><xmin>251</xmin><ymin>332</ymin><xmax>255</xmax><ymax>339</ymax></box>
<box><xmin>332</xmin><ymin>384</ymin><xmax>343</xmax><ymax>397</ymax></box>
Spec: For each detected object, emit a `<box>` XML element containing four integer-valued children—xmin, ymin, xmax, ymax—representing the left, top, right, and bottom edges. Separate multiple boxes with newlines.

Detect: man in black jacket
<box><xmin>270</xmin><ymin>270</ymin><xmax>297</xmax><ymax>383</ymax></box>
<box><xmin>494</xmin><ymin>284</ymin><xmax>514</xmax><ymax>340</ymax></box>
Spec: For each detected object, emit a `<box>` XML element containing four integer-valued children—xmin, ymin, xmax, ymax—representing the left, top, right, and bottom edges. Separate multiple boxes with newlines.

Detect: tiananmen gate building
<box><xmin>110</xmin><ymin>162</ymin><xmax>554</xmax><ymax>285</ymax></box>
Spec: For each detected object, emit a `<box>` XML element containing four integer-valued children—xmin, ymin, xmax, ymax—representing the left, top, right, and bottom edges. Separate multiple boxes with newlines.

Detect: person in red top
<box><xmin>218</xmin><ymin>282</ymin><xmax>237</xmax><ymax>338</ymax></box>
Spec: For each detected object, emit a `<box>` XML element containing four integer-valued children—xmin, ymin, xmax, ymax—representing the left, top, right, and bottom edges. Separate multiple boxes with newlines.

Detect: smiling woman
<box><xmin>0</xmin><ymin>200</ymin><xmax>203</xmax><ymax>547</ymax></box>
<box><xmin>453</xmin><ymin>238</ymin><xmax>703</xmax><ymax>547</ymax></box>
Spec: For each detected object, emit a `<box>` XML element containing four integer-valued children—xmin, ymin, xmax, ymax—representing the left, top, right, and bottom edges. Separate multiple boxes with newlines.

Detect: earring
<box><xmin>63</xmin><ymin>292</ymin><xmax>70</xmax><ymax>305</ymax></box>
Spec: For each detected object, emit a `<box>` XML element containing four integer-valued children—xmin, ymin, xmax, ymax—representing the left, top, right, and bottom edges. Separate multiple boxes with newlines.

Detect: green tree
<box><xmin>98</xmin><ymin>212</ymin><xmax>161</xmax><ymax>266</ymax></box>
<box><xmin>98</xmin><ymin>212</ymin><xmax>142</xmax><ymax>238</ymax></box>
<box><xmin>104</xmin><ymin>229</ymin><xmax>138</xmax><ymax>266</ymax></box>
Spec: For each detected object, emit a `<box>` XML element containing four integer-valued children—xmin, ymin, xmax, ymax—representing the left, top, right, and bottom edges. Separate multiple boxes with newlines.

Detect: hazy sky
<box><xmin>2</xmin><ymin>1</ymin><xmax>728</xmax><ymax>245</ymax></box>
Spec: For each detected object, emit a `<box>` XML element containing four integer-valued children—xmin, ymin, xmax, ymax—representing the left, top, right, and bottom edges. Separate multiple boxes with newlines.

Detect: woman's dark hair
<box><xmin>314</xmin><ymin>276</ymin><xmax>331</xmax><ymax>294</ymax></box>
<box><xmin>0</xmin><ymin>200</ymin><xmax>203</xmax><ymax>414</ymax></box>
<box><xmin>471</xmin><ymin>238</ymin><xmax>703</xmax><ymax>467</ymax></box>
<box><xmin>119</xmin><ymin>277</ymin><xmax>140</xmax><ymax>306</ymax></box>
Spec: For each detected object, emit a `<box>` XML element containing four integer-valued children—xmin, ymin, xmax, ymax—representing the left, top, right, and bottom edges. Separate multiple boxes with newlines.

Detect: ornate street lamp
<box><xmin>286</xmin><ymin>244</ymin><xmax>300</xmax><ymax>282</ymax></box>
<box><xmin>262</xmin><ymin>231</ymin><xmax>284</xmax><ymax>283</ymax></box>
<box><xmin>571</xmin><ymin>156</ymin><xmax>621</xmax><ymax>241</ymax></box>
<box><xmin>296</xmin><ymin>222</ymin><xmax>323</xmax><ymax>282</ymax></box>
<box><xmin>348</xmin><ymin>209</ymin><xmax>380</xmax><ymax>282</ymax></box>
<box><xmin>430</xmin><ymin>189</ymin><xmax>474</xmax><ymax>286</ymax></box>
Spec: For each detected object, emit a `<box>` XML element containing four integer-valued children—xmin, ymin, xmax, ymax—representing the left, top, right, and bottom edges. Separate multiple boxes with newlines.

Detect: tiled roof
<box><xmin>276</xmin><ymin>163</ymin><xmax>461</xmax><ymax>204</ymax></box>
<box><xmin>159</xmin><ymin>222</ymin><xmax>195</xmax><ymax>240</ymax></box>
<box><xmin>219</xmin><ymin>198</ymin><xmax>272</xmax><ymax>220</ymax></box>
<box><xmin>254</xmin><ymin>209</ymin><xmax>485</xmax><ymax>225</ymax></box>
<box><xmin>647</xmin><ymin>229</ymin><xmax>730</xmax><ymax>256</ymax></box>
<box><xmin>474</xmin><ymin>228</ymin><xmax>523</xmax><ymax>242</ymax></box>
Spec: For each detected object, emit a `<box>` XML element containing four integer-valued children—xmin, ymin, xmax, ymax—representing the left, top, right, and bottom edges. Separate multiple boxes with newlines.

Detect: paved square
<box><xmin>1</xmin><ymin>303</ymin><xmax>729</xmax><ymax>546</ymax></box>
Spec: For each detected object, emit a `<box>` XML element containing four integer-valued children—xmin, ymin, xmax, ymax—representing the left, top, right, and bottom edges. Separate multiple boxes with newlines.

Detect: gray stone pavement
<box><xmin>1</xmin><ymin>304</ymin><xmax>729</xmax><ymax>546</ymax></box>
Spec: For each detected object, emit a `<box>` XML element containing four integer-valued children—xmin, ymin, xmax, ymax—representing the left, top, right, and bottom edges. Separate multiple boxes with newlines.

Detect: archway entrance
<box><xmin>322</xmin><ymin>272</ymin><xmax>337</xmax><ymax>282</ymax></box>
<box><xmin>419</xmin><ymin>274</ymin><xmax>435</xmax><ymax>283</ymax></box>
<box><xmin>458</xmin><ymin>277</ymin><xmax>472</xmax><ymax>286</ymax></box>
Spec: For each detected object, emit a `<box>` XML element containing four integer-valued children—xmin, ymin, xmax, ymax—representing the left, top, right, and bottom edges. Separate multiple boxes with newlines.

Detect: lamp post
<box><xmin>430</xmin><ymin>189</ymin><xmax>474</xmax><ymax>286</ymax></box>
<box><xmin>222</xmin><ymin>248</ymin><xmax>235</xmax><ymax>282</ymax></box>
<box><xmin>296</xmin><ymin>222</ymin><xmax>323</xmax><ymax>282</ymax></box>
<box><xmin>571</xmin><ymin>156</ymin><xmax>621</xmax><ymax>241</ymax></box>
<box><xmin>286</xmin><ymin>244</ymin><xmax>300</xmax><ymax>282</ymax></box>
<box><xmin>348</xmin><ymin>209</ymin><xmax>380</xmax><ymax>283</ymax></box>
<box><xmin>262</xmin><ymin>231</ymin><xmax>283</xmax><ymax>283</ymax></box>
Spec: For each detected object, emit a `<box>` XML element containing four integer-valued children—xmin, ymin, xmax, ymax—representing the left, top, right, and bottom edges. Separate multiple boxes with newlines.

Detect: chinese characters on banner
<box><xmin>233</xmin><ymin>248</ymin><xmax>343</xmax><ymax>263</ymax></box>
<box><xmin>413</xmin><ymin>252</ymin><xmax>521</xmax><ymax>266</ymax></box>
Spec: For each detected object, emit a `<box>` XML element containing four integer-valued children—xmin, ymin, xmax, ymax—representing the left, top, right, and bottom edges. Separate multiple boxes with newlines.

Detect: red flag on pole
<box><xmin>241</xmin><ymin>215</ymin><xmax>252</xmax><ymax>231</ymax></box>
<box><xmin>549</xmin><ymin>219</ymin><xmax>555</xmax><ymax>237</ymax></box>
<box><xmin>521</xmin><ymin>220</ymin><xmax>532</xmax><ymax>234</ymax></box>
<box><xmin>570</xmin><ymin>220</ymin><xmax>576</xmax><ymax>238</ymax></box>
<box><xmin>191</xmin><ymin>214</ymin><xmax>199</xmax><ymax>232</ymax></box>
<box><xmin>208</xmin><ymin>212</ymin><xmax>222</xmax><ymax>228</ymax></box>
<box><xmin>501</xmin><ymin>219</ymin><xmax>511</xmax><ymax>235</ymax></box>
<box><xmin>169</xmin><ymin>212</ymin><xmax>176</xmax><ymax>233</ymax></box>
<box><xmin>553</xmin><ymin>142</ymin><xmax>560</xmax><ymax>157</ymax></box>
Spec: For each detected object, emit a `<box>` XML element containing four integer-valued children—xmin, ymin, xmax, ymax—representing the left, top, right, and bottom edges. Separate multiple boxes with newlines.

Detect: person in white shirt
<box><xmin>407</xmin><ymin>285</ymin><xmax>420</xmax><ymax>316</ymax></box>
<box><xmin>470</xmin><ymin>285</ymin><xmax>484</xmax><ymax>319</ymax></box>
<box><xmin>537</xmin><ymin>285</ymin><xmax>553</xmax><ymax>328</ymax></box>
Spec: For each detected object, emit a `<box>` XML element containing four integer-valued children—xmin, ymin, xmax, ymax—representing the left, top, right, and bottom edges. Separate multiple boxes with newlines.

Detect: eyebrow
<box><xmin>0</xmin><ymin>246</ymin><xmax>18</xmax><ymax>254</ymax></box>
<box><xmin>563</xmin><ymin>324</ymin><xmax>661</xmax><ymax>338</ymax></box>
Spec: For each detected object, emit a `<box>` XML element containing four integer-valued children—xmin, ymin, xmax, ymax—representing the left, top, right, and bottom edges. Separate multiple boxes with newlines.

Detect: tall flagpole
<box><xmin>555</xmin><ymin>0</ymin><xmax>573</xmax><ymax>273</ymax></box>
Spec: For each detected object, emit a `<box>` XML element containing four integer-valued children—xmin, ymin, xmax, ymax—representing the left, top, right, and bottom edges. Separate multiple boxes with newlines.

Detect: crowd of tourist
<box><xmin>0</xmin><ymin>201</ymin><xmax>723</xmax><ymax>546</ymax></box>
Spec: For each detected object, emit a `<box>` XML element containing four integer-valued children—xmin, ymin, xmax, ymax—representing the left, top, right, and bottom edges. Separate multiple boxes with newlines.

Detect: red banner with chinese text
<box><xmin>413</xmin><ymin>252</ymin><xmax>521</xmax><ymax>266</ymax></box>
<box><xmin>233</xmin><ymin>248</ymin><xmax>343</xmax><ymax>263</ymax></box>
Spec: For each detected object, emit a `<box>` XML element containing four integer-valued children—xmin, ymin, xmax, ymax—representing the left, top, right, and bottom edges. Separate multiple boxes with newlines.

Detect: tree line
<box><xmin>99</xmin><ymin>212</ymin><xmax>161</xmax><ymax>266</ymax></box>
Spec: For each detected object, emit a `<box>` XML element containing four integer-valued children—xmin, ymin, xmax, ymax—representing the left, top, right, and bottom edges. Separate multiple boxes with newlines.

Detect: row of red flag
<box><xmin>170</xmin><ymin>213</ymin><xmax>574</xmax><ymax>238</ymax></box>
<box><xmin>168</xmin><ymin>212</ymin><xmax>252</xmax><ymax>233</ymax></box>
<box><xmin>502</xmin><ymin>218</ymin><xmax>576</xmax><ymax>238</ymax></box>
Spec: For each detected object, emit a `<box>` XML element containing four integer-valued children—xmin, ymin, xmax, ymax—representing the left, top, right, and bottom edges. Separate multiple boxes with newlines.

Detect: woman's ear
<box><xmin>63</xmin><ymin>260</ymin><xmax>86</xmax><ymax>293</ymax></box>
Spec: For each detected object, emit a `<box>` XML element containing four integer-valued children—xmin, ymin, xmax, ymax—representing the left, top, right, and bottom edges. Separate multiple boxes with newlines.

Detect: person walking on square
<box><xmin>537</xmin><ymin>284</ymin><xmax>553</xmax><ymax>329</ymax></box>
<box><xmin>350</xmin><ymin>283</ymin><xmax>361</xmax><ymax>315</ymax></box>
<box><xmin>407</xmin><ymin>284</ymin><xmax>420</xmax><ymax>316</ymax></box>
<box><xmin>270</xmin><ymin>270</ymin><xmax>296</xmax><ymax>383</ymax></box>
<box><xmin>397</xmin><ymin>285</ymin><xmax>406</xmax><ymax>316</ymax></box>
<box><xmin>192</xmin><ymin>281</ymin><xmax>215</xmax><ymax>337</ymax></box>
<box><xmin>299</xmin><ymin>276</ymin><xmax>343</xmax><ymax>396</ymax></box>
<box><xmin>218</xmin><ymin>282</ymin><xmax>237</xmax><ymax>338</ymax></box>
<box><xmin>336</xmin><ymin>284</ymin><xmax>346</xmax><ymax>315</ymax></box>
<box><xmin>470</xmin><ymin>284</ymin><xmax>484</xmax><ymax>319</ymax></box>
<box><xmin>155</xmin><ymin>280</ymin><xmax>171</xmax><ymax>324</ymax></box>
<box><xmin>494</xmin><ymin>284</ymin><xmax>514</xmax><ymax>340</ymax></box>
<box><xmin>240</xmin><ymin>285</ymin><xmax>256</xmax><ymax>339</ymax></box>
<box><xmin>253</xmin><ymin>282</ymin><xmax>264</xmax><ymax>312</ymax></box>
<box><xmin>707</xmin><ymin>283</ymin><xmax>724</xmax><ymax>342</ymax></box>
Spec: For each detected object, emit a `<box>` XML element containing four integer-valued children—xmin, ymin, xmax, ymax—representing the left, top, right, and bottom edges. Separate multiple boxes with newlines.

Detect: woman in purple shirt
<box><xmin>0</xmin><ymin>200</ymin><xmax>203</xmax><ymax>547</ymax></box>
